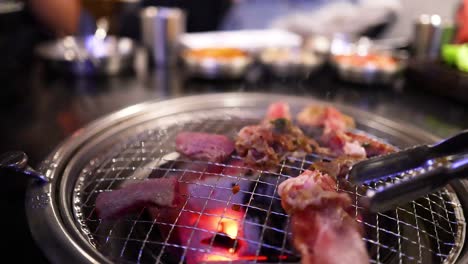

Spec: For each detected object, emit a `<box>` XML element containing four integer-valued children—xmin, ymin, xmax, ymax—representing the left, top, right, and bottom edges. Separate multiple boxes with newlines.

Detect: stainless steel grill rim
<box><xmin>25</xmin><ymin>93</ymin><xmax>467</xmax><ymax>264</ymax></box>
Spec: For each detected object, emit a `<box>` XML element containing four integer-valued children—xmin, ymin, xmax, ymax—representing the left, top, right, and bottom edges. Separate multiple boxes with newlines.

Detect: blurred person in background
<box><xmin>28</xmin><ymin>0</ymin><xmax>81</xmax><ymax>35</ymax></box>
<box><xmin>221</xmin><ymin>0</ymin><xmax>460</xmax><ymax>43</ymax></box>
<box><xmin>221</xmin><ymin>0</ymin><xmax>402</xmax><ymax>38</ymax></box>
<box><xmin>0</xmin><ymin>0</ymin><xmax>80</xmax><ymax>78</ymax></box>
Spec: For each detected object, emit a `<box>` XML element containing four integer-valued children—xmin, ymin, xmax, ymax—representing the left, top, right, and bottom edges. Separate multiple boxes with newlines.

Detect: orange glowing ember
<box><xmin>199</xmin><ymin>207</ymin><xmax>245</xmax><ymax>262</ymax></box>
<box><xmin>203</xmin><ymin>254</ymin><xmax>291</xmax><ymax>262</ymax></box>
<box><xmin>218</xmin><ymin>219</ymin><xmax>239</xmax><ymax>239</ymax></box>
<box><xmin>232</xmin><ymin>184</ymin><xmax>240</xmax><ymax>194</ymax></box>
<box><xmin>197</xmin><ymin>208</ymin><xmax>243</xmax><ymax>240</ymax></box>
<box><xmin>204</xmin><ymin>254</ymin><xmax>234</xmax><ymax>262</ymax></box>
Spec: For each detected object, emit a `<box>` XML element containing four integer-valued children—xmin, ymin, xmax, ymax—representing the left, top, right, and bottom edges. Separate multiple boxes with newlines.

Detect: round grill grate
<box><xmin>72</xmin><ymin>108</ymin><xmax>465</xmax><ymax>264</ymax></box>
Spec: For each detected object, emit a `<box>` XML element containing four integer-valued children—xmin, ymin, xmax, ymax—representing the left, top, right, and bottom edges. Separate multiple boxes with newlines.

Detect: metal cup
<box><xmin>140</xmin><ymin>7</ymin><xmax>186</xmax><ymax>66</ymax></box>
<box><xmin>412</xmin><ymin>14</ymin><xmax>455</xmax><ymax>60</ymax></box>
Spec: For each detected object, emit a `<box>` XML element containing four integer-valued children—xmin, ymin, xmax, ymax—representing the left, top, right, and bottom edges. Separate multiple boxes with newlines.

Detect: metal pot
<box><xmin>259</xmin><ymin>47</ymin><xmax>325</xmax><ymax>78</ymax></box>
<box><xmin>35</xmin><ymin>35</ymin><xmax>137</xmax><ymax>76</ymax></box>
<box><xmin>330</xmin><ymin>51</ymin><xmax>407</xmax><ymax>85</ymax></box>
<box><xmin>180</xmin><ymin>48</ymin><xmax>254</xmax><ymax>79</ymax></box>
<box><xmin>329</xmin><ymin>36</ymin><xmax>408</xmax><ymax>85</ymax></box>
<box><xmin>2</xmin><ymin>93</ymin><xmax>467</xmax><ymax>263</ymax></box>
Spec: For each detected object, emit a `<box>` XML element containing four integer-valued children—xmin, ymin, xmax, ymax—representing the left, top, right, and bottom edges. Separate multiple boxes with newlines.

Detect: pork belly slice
<box><xmin>290</xmin><ymin>204</ymin><xmax>369</xmax><ymax>264</ymax></box>
<box><xmin>95</xmin><ymin>177</ymin><xmax>179</xmax><ymax>221</ymax></box>
<box><xmin>320</xmin><ymin>130</ymin><xmax>397</xmax><ymax>159</ymax></box>
<box><xmin>175</xmin><ymin>132</ymin><xmax>235</xmax><ymax>163</ymax></box>
<box><xmin>345</xmin><ymin>132</ymin><xmax>396</xmax><ymax>157</ymax></box>
<box><xmin>321</xmin><ymin>130</ymin><xmax>367</xmax><ymax>158</ymax></box>
<box><xmin>278</xmin><ymin>170</ymin><xmax>369</xmax><ymax>264</ymax></box>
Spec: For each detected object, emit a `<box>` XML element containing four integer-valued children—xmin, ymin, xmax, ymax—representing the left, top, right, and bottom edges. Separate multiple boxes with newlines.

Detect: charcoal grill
<box><xmin>23</xmin><ymin>93</ymin><xmax>467</xmax><ymax>264</ymax></box>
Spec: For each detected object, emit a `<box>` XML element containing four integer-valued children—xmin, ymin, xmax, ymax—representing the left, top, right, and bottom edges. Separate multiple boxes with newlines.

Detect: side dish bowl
<box><xmin>259</xmin><ymin>47</ymin><xmax>325</xmax><ymax>77</ymax></box>
<box><xmin>180</xmin><ymin>47</ymin><xmax>253</xmax><ymax>79</ymax></box>
<box><xmin>330</xmin><ymin>50</ymin><xmax>407</xmax><ymax>85</ymax></box>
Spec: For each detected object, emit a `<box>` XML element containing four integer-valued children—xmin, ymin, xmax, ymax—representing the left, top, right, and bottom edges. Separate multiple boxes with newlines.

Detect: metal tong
<box><xmin>348</xmin><ymin>130</ymin><xmax>468</xmax><ymax>213</ymax></box>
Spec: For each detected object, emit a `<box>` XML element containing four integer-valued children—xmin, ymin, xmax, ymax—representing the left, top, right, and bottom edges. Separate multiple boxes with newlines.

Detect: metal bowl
<box><xmin>328</xmin><ymin>36</ymin><xmax>408</xmax><ymax>85</ymax></box>
<box><xmin>330</xmin><ymin>51</ymin><xmax>407</xmax><ymax>85</ymax></box>
<box><xmin>180</xmin><ymin>48</ymin><xmax>253</xmax><ymax>79</ymax></box>
<box><xmin>259</xmin><ymin>47</ymin><xmax>325</xmax><ymax>78</ymax></box>
<box><xmin>35</xmin><ymin>35</ymin><xmax>137</xmax><ymax>76</ymax></box>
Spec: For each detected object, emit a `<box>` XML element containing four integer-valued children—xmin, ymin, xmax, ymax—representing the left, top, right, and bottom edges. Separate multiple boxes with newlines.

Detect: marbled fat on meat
<box><xmin>278</xmin><ymin>170</ymin><xmax>369</xmax><ymax>264</ymax></box>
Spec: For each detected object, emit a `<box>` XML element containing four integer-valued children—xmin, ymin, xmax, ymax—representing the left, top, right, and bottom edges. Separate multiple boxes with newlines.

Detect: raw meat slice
<box><xmin>175</xmin><ymin>132</ymin><xmax>235</xmax><ymax>163</ymax></box>
<box><xmin>95</xmin><ymin>177</ymin><xmax>179</xmax><ymax>220</ymax></box>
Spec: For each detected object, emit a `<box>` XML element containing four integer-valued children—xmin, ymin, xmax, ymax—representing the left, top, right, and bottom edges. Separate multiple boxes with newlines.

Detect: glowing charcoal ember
<box><xmin>148</xmin><ymin>160</ymin><xmax>259</xmax><ymax>264</ymax></box>
<box><xmin>148</xmin><ymin>198</ymin><xmax>252</xmax><ymax>264</ymax></box>
<box><xmin>95</xmin><ymin>177</ymin><xmax>179</xmax><ymax>221</ymax></box>
<box><xmin>278</xmin><ymin>170</ymin><xmax>369</xmax><ymax>264</ymax></box>
<box><xmin>232</xmin><ymin>184</ymin><xmax>240</xmax><ymax>194</ymax></box>
<box><xmin>175</xmin><ymin>132</ymin><xmax>235</xmax><ymax>163</ymax></box>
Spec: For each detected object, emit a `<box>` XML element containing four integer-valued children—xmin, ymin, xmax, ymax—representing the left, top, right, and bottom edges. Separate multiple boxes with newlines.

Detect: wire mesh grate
<box><xmin>73</xmin><ymin>109</ymin><xmax>465</xmax><ymax>264</ymax></box>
